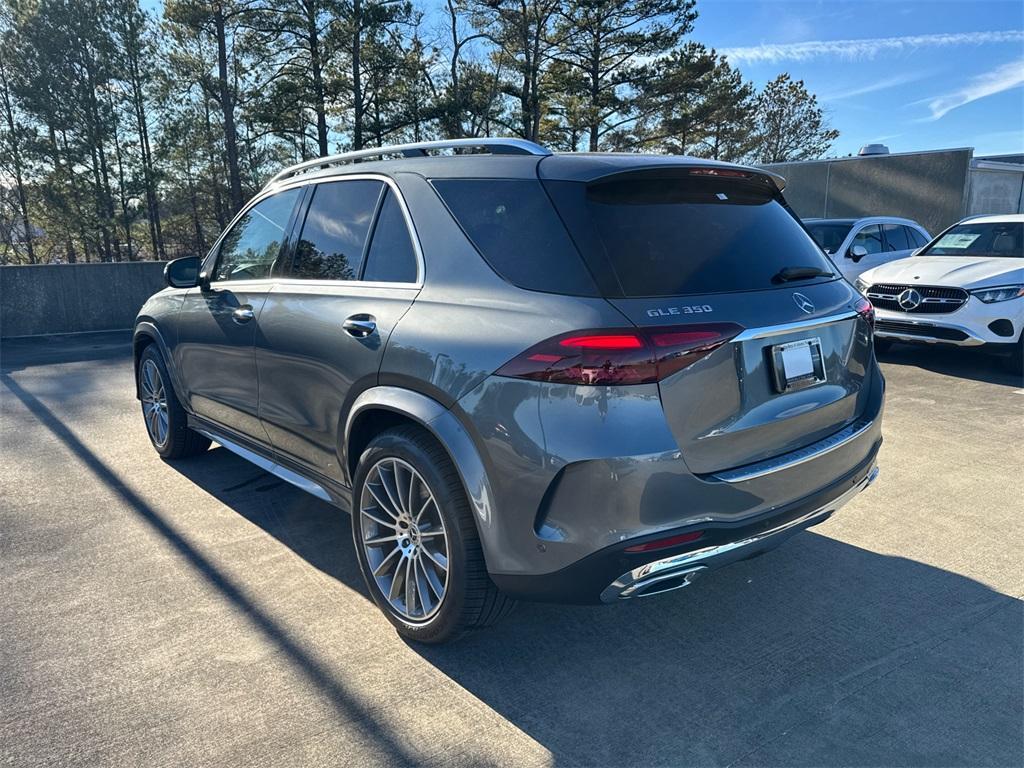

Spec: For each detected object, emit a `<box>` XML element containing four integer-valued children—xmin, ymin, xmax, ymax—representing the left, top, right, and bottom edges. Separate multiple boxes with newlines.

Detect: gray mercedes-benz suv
<box><xmin>134</xmin><ymin>138</ymin><xmax>883</xmax><ymax>643</ymax></box>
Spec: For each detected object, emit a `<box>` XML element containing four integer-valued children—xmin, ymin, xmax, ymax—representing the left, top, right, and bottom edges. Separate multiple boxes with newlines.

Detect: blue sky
<box><xmin>695</xmin><ymin>0</ymin><xmax>1024</xmax><ymax>157</ymax></box>
<box><xmin>144</xmin><ymin>0</ymin><xmax>1022</xmax><ymax>157</ymax></box>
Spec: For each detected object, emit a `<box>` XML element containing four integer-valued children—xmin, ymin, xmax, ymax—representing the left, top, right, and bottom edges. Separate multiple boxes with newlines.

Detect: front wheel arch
<box><xmin>133</xmin><ymin>322</ymin><xmax>187</xmax><ymax>408</ymax></box>
<box><xmin>132</xmin><ymin>332</ymin><xmax>156</xmax><ymax>399</ymax></box>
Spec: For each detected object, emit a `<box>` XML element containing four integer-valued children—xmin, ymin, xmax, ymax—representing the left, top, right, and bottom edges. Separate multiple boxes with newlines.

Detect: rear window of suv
<box><xmin>544</xmin><ymin>171</ymin><xmax>837</xmax><ymax>297</ymax></box>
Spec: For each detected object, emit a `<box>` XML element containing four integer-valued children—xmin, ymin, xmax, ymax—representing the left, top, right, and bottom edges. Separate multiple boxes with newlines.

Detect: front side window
<box><xmin>923</xmin><ymin>222</ymin><xmax>1023</xmax><ymax>258</ymax></box>
<box><xmin>851</xmin><ymin>224</ymin><xmax>883</xmax><ymax>255</ymax></box>
<box><xmin>291</xmin><ymin>180</ymin><xmax>384</xmax><ymax>280</ymax></box>
<box><xmin>363</xmin><ymin>190</ymin><xmax>418</xmax><ymax>283</ymax></box>
<box><xmin>213</xmin><ymin>189</ymin><xmax>302</xmax><ymax>282</ymax></box>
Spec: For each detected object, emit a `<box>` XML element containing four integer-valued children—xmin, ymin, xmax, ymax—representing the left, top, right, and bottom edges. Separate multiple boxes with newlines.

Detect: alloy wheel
<box><xmin>140</xmin><ymin>359</ymin><xmax>169</xmax><ymax>448</ymax></box>
<box><xmin>358</xmin><ymin>458</ymin><xmax>450</xmax><ymax>622</ymax></box>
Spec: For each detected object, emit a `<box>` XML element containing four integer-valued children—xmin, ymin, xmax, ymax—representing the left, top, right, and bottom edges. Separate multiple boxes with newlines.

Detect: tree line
<box><xmin>0</xmin><ymin>0</ymin><xmax>838</xmax><ymax>264</ymax></box>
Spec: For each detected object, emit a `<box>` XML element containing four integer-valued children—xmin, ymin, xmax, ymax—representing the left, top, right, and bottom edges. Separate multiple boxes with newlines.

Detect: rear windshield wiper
<box><xmin>772</xmin><ymin>266</ymin><xmax>835</xmax><ymax>284</ymax></box>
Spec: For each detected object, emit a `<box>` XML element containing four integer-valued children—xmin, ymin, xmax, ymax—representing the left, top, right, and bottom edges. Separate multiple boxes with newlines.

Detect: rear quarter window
<box><xmin>430</xmin><ymin>179</ymin><xmax>599</xmax><ymax>296</ymax></box>
<box><xmin>545</xmin><ymin>172</ymin><xmax>837</xmax><ymax>297</ymax></box>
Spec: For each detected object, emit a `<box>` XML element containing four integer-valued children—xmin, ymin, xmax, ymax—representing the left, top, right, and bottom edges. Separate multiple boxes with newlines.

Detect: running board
<box><xmin>197</xmin><ymin>429</ymin><xmax>333</xmax><ymax>502</ymax></box>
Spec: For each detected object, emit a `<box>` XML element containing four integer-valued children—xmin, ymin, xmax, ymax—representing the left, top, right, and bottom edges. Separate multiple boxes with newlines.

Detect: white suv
<box><xmin>856</xmin><ymin>214</ymin><xmax>1024</xmax><ymax>374</ymax></box>
<box><xmin>804</xmin><ymin>216</ymin><xmax>931</xmax><ymax>282</ymax></box>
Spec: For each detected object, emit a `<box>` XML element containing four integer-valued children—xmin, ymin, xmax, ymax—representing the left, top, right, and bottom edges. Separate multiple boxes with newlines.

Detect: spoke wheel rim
<box><xmin>359</xmin><ymin>457</ymin><xmax>449</xmax><ymax>622</ymax></box>
<box><xmin>140</xmin><ymin>359</ymin><xmax>169</xmax><ymax>448</ymax></box>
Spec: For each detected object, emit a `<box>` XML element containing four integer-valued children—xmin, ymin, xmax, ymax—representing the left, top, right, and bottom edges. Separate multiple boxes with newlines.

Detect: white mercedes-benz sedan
<box><xmin>856</xmin><ymin>214</ymin><xmax>1024</xmax><ymax>375</ymax></box>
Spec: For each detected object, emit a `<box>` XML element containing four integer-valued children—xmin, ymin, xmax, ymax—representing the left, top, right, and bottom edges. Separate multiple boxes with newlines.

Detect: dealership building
<box><xmin>762</xmin><ymin>146</ymin><xmax>1024</xmax><ymax>236</ymax></box>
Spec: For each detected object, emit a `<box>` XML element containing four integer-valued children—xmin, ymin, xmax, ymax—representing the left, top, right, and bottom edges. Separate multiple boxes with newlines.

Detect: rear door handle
<box><xmin>343</xmin><ymin>315</ymin><xmax>377</xmax><ymax>338</ymax></box>
<box><xmin>232</xmin><ymin>306</ymin><xmax>255</xmax><ymax>324</ymax></box>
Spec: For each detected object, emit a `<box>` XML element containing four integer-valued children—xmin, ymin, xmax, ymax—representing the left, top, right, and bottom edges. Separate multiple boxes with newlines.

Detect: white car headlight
<box><xmin>971</xmin><ymin>285</ymin><xmax>1024</xmax><ymax>303</ymax></box>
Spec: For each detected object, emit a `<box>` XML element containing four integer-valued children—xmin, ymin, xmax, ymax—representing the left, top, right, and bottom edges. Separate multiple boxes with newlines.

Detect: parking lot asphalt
<box><xmin>1</xmin><ymin>332</ymin><xmax>1022</xmax><ymax>768</ymax></box>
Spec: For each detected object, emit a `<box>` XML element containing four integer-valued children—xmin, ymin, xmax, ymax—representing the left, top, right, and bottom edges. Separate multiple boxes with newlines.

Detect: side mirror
<box><xmin>848</xmin><ymin>245</ymin><xmax>869</xmax><ymax>263</ymax></box>
<box><xmin>164</xmin><ymin>256</ymin><xmax>201</xmax><ymax>289</ymax></box>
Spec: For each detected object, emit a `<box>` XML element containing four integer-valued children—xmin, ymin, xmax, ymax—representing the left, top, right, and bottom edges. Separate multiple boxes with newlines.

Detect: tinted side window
<box><xmin>852</xmin><ymin>224</ymin><xmax>883</xmax><ymax>254</ymax></box>
<box><xmin>882</xmin><ymin>223</ymin><xmax>910</xmax><ymax>251</ymax></box>
<box><xmin>213</xmin><ymin>189</ymin><xmax>301</xmax><ymax>282</ymax></box>
<box><xmin>909</xmin><ymin>228</ymin><xmax>929</xmax><ymax>248</ymax></box>
<box><xmin>363</xmin><ymin>190</ymin><xmax>418</xmax><ymax>283</ymax></box>
<box><xmin>291</xmin><ymin>180</ymin><xmax>384</xmax><ymax>280</ymax></box>
<box><xmin>431</xmin><ymin>179</ymin><xmax>598</xmax><ymax>295</ymax></box>
<box><xmin>806</xmin><ymin>223</ymin><xmax>853</xmax><ymax>254</ymax></box>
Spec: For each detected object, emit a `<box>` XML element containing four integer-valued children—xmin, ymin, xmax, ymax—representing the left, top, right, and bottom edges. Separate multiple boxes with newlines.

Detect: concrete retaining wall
<box><xmin>1</xmin><ymin>261</ymin><xmax>166</xmax><ymax>338</ymax></box>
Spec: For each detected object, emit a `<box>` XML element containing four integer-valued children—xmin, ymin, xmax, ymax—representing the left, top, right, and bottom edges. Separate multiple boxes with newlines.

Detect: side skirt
<box><xmin>188</xmin><ymin>415</ymin><xmax>352</xmax><ymax>509</ymax></box>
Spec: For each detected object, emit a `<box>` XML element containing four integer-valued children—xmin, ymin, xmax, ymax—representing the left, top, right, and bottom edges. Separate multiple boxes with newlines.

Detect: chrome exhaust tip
<box><xmin>615</xmin><ymin>566</ymin><xmax>706</xmax><ymax>600</ymax></box>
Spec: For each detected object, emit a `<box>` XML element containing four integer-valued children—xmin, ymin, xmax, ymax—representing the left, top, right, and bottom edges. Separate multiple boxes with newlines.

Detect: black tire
<box><xmin>1002</xmin><ymin>335</ymin><xmax>1024</xmax><ymax>379</ymax></box>
<box><xmin>351</xmin><ymin>425</ymin><xmax>514</xmax><ymax>643</ymax></box>
<box><xmin>138</xmin><ymin>344</ymin><xmax>211</xmax><ymax>460</ymax></box>
<box><xmin>873</xmin><ymin>337</ymin><xmax>894</xmax><ymax>354</ymax></box>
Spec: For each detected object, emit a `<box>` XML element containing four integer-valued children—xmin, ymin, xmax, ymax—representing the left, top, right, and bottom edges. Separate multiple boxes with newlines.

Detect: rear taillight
<box><xmin>855</xmin><ymin>297</ymin><xmax>875</xmax><ymax>330</ymax></box>
<box><xmin>495</xmin><ymin>323</ymin><xmax>743</xmax><ymax>385</ymax></box>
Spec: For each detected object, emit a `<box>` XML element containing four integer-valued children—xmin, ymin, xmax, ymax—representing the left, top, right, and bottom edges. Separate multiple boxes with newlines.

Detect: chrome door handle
<box><xmin>232</xmin><ymin>306</ymin><xmax>255</xmax><ymax>324</ymax></box>
<box><xmin>343</xmin><ymin>315</ymin><xmax>377</xmax><ymax>338</ymax></box>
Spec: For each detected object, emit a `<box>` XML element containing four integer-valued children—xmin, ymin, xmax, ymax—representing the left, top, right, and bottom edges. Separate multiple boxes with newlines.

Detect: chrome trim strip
<box><xmin>711</xmin><ymin>417</ymin><xmax>874</xmax><ymax>483</ymax></box>
<box><xmin>873</xmin><ymin>331</ymin><xmax>985</xmax><ymax>347</ymax></box>
<box><xmin>601</xmin><ymin>466</ymin><xmax>879</xmax><ymax>602</ymax></box>
<box><xmin>732</xmin><ymin>310</ymin><xmax>857</xmax><ymax>341</ymax></box>
<box><xmin>873</xmin><ymin>316</ymin><xmax>986</xmax><ymax>346</ymax></box>
<box><xmin>198</xmin><ymin>430</ymin><xmax>333</xmax><ymax>502</ymax></box>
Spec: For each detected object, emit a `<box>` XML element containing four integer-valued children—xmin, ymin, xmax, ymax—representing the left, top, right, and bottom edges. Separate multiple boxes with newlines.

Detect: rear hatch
<box><xmin>541</xmin><ymin>165</ymin><xmax>874</xmax><ymax>474</ymax></box>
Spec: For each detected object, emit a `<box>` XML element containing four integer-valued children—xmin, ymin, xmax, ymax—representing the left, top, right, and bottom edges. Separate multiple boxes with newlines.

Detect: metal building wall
<box><xmin>968</xmin><ymin>164</ymin><xmax>1024</xmax><ymax>216</ymax></box>
<box><xmin>763</xmin><ymin>149</ymin><xmax>974</xmax><ymax>235</ymax></box>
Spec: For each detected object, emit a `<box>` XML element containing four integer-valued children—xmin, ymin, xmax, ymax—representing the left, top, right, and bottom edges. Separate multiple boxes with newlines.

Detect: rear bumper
<box><xmin>600</xmin><ymin>464</ymin><xmax>878</xmax><ymax>602</ymax></box>
<box><xmin>458</xmin><ymin>362</ymin><xmax>885</xmax><ymax>580</ymax></box>
<box><xmin>490</xmin><ymin>441</ymin><xmax>881</xmax><ymax>604</ymax></box>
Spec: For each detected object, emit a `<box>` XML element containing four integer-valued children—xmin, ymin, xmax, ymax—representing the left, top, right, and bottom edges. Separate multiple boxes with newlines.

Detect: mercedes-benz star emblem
<box><xmin>898</xmin><ymin>288</ymin><xmax>922</xmax><ymax>311</ymax></box>
<box><xmin>792</xmin><ymin>293</ymin><xmax>815</xmax><ymax>314</ymax></box>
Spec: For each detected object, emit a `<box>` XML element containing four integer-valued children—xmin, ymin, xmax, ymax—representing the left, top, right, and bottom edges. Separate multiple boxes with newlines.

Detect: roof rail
<box><xmin>265</xmin><ymin>137</ymin><xmax>551</xmax><ymax>187</ymax></box>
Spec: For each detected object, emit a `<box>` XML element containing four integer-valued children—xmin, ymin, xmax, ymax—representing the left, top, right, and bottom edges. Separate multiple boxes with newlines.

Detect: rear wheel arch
<box><xmin>342</xmin><ymin>388</ymin><xmax>498</xmax><ymax>562</ymax></box>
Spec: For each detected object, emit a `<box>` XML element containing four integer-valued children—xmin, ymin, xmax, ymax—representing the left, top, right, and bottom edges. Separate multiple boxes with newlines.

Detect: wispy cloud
<box><xmin>821</xmin><ymin>72</ymin><xmax>931</xmax><ymax>101</ymax></box>
<box><xmin>924</xmin><ymin>60</ymin><xmax>1024</xmax><ymax>120</ymax></box>
<box><xmin>721</xmin><ymin>30</ymin><xmax>1024</xmax><ymax>65</ymax></box>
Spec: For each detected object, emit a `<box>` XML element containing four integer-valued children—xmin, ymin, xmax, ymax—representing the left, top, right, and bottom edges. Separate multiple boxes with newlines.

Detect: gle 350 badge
<box><xmin>646</xmin><ymin>304</ymin><xmax>714</xmax><ymax>318</ymax></box>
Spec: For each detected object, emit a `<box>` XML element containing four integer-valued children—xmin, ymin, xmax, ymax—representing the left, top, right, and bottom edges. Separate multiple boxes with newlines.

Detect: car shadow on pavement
<box><xmin>169</xmin><ymin>446</ymin><xmax>1023</xmax><ymax>767</ymax></box>
<box><xmin>0</xmin><ymin>373</ymin><xmax>426</xmax><ymax>767</ymax></box>
<box><xmin>876</xmin><ymin>342</ymin><xmax>1021</xmax><ymax>386</ymax></box>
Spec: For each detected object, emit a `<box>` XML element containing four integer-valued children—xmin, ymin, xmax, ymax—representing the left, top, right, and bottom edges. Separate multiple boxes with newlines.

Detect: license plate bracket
<box><xmin>770</xmin><ymin>337</ymin><xmax>826</xmax><ymax>393</ymax></box>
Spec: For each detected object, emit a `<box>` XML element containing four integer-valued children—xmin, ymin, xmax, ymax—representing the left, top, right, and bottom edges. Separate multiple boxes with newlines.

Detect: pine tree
<box><xmin>553</xmin><ymin>0</ymin><xmax>696</xmax><ymax>151</ymax></box>
<box><xmin>751</xmin><ymin>73</ymin><xmax>839</xmax><ymax>163</ymax></box>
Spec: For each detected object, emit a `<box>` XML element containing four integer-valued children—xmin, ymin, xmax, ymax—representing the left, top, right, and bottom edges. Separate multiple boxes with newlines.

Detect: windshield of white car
<box><xmin>806</xmin><ymin>223</ymin><xmax>853</xmax><ymax>254</ymax></box>
<box><xmin>923</xmin><ymin>222</ymin><xmax>1023</xmax><ymax>258</ymax></box>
